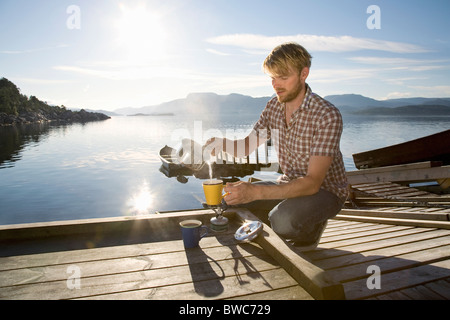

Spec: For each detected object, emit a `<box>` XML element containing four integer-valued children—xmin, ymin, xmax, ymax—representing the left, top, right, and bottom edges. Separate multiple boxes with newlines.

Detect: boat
<box><xmin>158</xmin><ymin>144</ymin><xmax>278</xmax><ymax>180</ymax></box>
<box><xmin>159</xmin><ymin>145</ymin><xmax>186</xmax><ymax>171</ymax></box>
<box><xmin>352</xmin><ymin>129</ymin><xmax>450</xmax><ymax>169</ymax></box>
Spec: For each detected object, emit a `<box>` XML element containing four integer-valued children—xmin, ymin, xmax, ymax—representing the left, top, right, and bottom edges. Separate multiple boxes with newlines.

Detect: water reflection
<box><xmin>1</xmin><ymin>115</ymin><xmax>450</xmax><ymax>225</ymax></box>
<box><xmin>126</xmin><ymin>181</ymin><xmax>155</xmax><ymax>215</ymax></box>
<box><xmin>0</xmin><ymin>123</ymin><xmax>51</xmax><ymax>168</ymax></box>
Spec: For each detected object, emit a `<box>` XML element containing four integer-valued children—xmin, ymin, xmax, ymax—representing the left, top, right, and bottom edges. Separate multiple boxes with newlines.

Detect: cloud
<box><xmin>383</xmin><ymin>86</ymin><xmax>450</xmax><ymax>99</ymax></box>
<box><xmin>12</xmin><ymin>77</ymin><xmax>70</xmax><ymax>85</ymax></box>
<box><xmin>0</xmin><ymin>44</ymin><xmax>69</xmax><ymax>54</ymax></box>
<box><xmin>408</xmin><ymin>85</ymin><xmax>450</xmax><ymax>97</ymax></box>
<box><xmin>53</xmin><ymin>65</ymin><xmax>119</xmax><ymax>80</ymax></box>
<box><xmin>206</xmin><ymin>48</ymin><xmax>231</xmax><ymax>56</ymax></box>
<box><xmin>383</xmin><ymin>92</ymin><xmax>413</xmax><ymax>100</ymax></box>
<box><xmin>350</xmin><ymin>57</ymin><xmax>426</xmax><ymax>64</ymax></box>
<box><xmin>348</xmin><ymin>56</ymin><xmax>448</xmax><ymax>71</ymax></box>
<box><xmin>309</xmin><ymin>68</ymin><xmax>377</xmax><ymax>83</ymax></box>
<box><xmin>206</xmin><ymin>33</ymin><xmax>429</xmax><ymax>54</ymax></box>
<box><xmin>53</xmin><ymin>62</ymin><xmax>269</xmax><ymax>92</ymax></box>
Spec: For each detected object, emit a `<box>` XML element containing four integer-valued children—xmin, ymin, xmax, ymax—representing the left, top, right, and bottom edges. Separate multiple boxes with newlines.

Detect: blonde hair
<box><xmin>263</xmin><ymin>42</ymin><xmax>312</xmax><ymax>76</ymax></box>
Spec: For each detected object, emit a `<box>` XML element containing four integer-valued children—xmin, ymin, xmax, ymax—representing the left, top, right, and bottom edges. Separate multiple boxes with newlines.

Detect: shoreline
<box><xmin>0</xmin><ymin>109</ymin><xmax>111</xmax><ymax>127</ymax></box>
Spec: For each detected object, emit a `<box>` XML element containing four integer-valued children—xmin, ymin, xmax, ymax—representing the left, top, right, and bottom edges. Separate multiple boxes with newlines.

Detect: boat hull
<box><xmin>352</xmin><ymin>129</ymin><xmax>450</xmax><ymax>169</ymax></box>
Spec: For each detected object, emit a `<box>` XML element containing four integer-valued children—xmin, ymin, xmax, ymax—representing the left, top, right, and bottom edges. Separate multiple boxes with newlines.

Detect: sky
<box><xmin>1</xmin><ymin>0</ymin><xmax>449</xmax><ymax>111</ymax></box>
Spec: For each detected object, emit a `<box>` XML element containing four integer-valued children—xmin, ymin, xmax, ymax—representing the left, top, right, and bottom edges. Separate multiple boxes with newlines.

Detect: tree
<box><xmin>0</xmin><ymin>78</ymin><xmax>23</xmax><ymax>115</ymax></box>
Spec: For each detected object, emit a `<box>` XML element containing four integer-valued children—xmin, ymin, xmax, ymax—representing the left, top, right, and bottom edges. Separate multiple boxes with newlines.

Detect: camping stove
<box><xmin>203</xmin><ymin>200</ymin><xmax>229</xmax><ymax>232</ymax></box>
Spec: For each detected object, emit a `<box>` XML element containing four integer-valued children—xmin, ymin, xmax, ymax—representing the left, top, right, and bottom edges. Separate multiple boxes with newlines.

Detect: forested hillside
<box><xmin>0</xmin><ymin>78</ymin><xmax>110</xmax><ymax>126</ymax></box>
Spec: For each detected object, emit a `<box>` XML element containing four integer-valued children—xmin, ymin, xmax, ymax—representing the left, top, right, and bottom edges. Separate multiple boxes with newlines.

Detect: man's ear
<box><xmin>301</xmin><ymin>67</ymin><xmax>309</xmax><ymax>81</ymax></box>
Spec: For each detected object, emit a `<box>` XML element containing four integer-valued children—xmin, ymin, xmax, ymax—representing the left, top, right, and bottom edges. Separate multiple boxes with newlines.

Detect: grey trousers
<box><xmin>241</xmin><ymin>181</ymin><xmax>344</xmax><ymax>242</ymax></box>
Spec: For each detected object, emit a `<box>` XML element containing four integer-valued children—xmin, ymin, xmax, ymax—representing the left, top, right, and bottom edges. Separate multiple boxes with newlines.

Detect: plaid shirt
<box><xmin>253</xmin><ymin>84</ymin><xmax>348</xmax><ymax>201</ymax></box>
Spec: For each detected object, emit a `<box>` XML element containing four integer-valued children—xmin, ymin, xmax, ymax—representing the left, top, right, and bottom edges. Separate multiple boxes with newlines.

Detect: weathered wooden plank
<box><xmin>0</xmin><ymin>230</ymin><xmax>247</xmax><ymax>272</ymax></box>
<box><xmin>347</xmin><ymin>161</ymin><xmax>437</xmax><ymax>176</ymax></box>
<box><xmin>318</xmin><ymin>225</ymin><xmax>418</xmax><ymax>247</ymax></box>
<box><xmin>425</xmin><ymin>279</ymin><xmax>450</xmax><ymax>299</ymax></box>
<box><xmin>0</xmin><ymin>210</ymin><xmax>242</xmax><ymax>259</ymax></box>
<box><xmin>344</xmin><ymin>259</ymin><xmax>450</xmax><ymax>300</ymax></box>
<box><xmin>347</xmin><ymin>165</ymin><xmax>450</xmax><ymax>185</ymax></box>
<box><xmin>0</xmin><ymin>209</ymin><xmax>233</xmax><ymax>243</ymax></box>
<box><xmin>226</xmin><ymin>285</ymin><xmax>314</xmax><ymax>300</ymax></box>
<box><xmin>75</xmin><ymin>268</ymin><xmax>302</xmax><ymax>300</ymax></box>
<box><xmin>0</xmin><ymin>252</ymin><xmax>281</xmax><ymax>300</ymax></box>
<box><xmin>350</xmin><ymin>181</ymin><xmax>435</xmax><ymax>199</ymax></box>
<box><xmin>340</xmin><ymin>208</ymin><xmax>450</xmax><ymax>222</ymax></box>
<box><xmin>307</xmin><ymin>228</ymin><xmax>444</xmax><ymax>261</ymax></box>
<box><xmin>375</xmin><ymin>290</ymin><xmax>412</xmax><ymax>300</ymax></box>
<box><xmin>350</xmin><ymin>182</ymin><xmax>395</xmax><ymax>189</ymax></box>
<box><xmin>234</xmin><ymin>209</ymin><xmax>345</xmax><ymax>300</ymax></box>
<box><xmin>388</xmin><ymin>191</ymin><xmax>432</xmax><ymax>198</ymax></box>
<box><xmin>0</xmin><ymin>242</ymin><xmax>269</xmax><ymax>288</ymax></box>
<box><xmin>336</xmin><ymin>214</ymin><xmax>450</xmax><ymax>229</ymax></box>
<box><xmin>438</xmin><ymin>178</ymin><xmax>450</xmax><ymax>189</ymax></box>
<box><xmin>316</xmin><ymin>237</ymin><xmax>450</xmax><ymax>274</ymax></box>
<box><xmin>401</xmin><ymin>284</ymin><xmax>447</xmax><ymax>300</ymax></box>
<box><xmin>321</xmin><ymin>223</ymin><xmax>405</xmax><ymax>239</ymax></box>
<box><xmin>353</xmin><ymin>183</ymin><xmax>403</xmax><ymax>192</ymax></box>
<box><xmin>326</xmin><ymin>220</ymin><xmax>364</xmax><ymax>228</ymax></box>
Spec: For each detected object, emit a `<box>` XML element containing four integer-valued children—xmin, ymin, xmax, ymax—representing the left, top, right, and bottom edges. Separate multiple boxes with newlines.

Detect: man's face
<box><xmin>270</xmin><ymin>69</ymin><xmax>304</xmax><ymax>103</ymax></box>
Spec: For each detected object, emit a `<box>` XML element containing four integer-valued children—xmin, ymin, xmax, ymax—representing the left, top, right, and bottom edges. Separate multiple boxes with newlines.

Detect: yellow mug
<box><xmin>202</xmin><ymin>179</ymin><xmax>224</xmax><ymax>206</ymax></box>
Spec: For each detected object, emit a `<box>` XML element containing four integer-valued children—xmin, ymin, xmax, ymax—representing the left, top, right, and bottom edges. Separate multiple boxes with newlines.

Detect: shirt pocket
<box><xmin>289</xmin><ymin>126</ymin><xmax>312</xmax><ymax>158</ymax></box>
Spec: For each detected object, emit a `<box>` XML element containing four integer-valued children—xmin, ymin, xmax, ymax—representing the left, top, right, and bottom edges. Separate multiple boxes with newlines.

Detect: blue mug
<box><xmin>180</xmin><ymin>219</ymin><xmax>208</xmax><ymax>248</ymax></box>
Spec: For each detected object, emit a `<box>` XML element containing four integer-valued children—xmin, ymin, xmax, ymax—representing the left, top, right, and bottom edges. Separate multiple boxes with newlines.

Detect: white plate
<box><xmin>234</xmin><ymin>221</ymin><xmax>263</xmax><ymax>242</ymax></box>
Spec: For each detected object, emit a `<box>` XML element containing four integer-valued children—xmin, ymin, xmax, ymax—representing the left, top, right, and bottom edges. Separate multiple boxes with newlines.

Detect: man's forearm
<box><xmin>253</xmin><ymin>176</ymin><xmax>321</xmax><ymax>200</ymax></box>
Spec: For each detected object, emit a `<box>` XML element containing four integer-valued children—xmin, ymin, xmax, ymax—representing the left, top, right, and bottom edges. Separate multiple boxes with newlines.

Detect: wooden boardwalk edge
<box><xmin>0</xmin><ymin>210</ymin><xmax>220</xmax><ymax>243</ymax></box>
<box><xmin>234</xmin><ymin>210</ymin><xmax>346</xmax><ymax>300</ymax></box>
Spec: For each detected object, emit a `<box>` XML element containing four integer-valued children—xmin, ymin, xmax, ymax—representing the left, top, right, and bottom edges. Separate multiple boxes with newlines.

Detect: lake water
<box><xmin>1</xmin><ymin>113</ymin><xmax>449</xmax><ymax>225</ymax></box>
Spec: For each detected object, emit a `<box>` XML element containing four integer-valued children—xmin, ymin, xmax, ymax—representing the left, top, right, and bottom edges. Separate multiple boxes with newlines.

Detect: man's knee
<box><xmin>268</xmin><ymin>206</ymin><xmax>299</xmax><ymax>239</ymax></box>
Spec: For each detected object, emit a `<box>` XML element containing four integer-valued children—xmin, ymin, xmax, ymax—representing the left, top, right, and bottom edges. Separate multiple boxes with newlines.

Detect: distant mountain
<box><xmin>114</xmin><ymin>92</ymin><xmax>450</xmax><ymax>117</ymax></box>
<box><xmin>324</xmin><ymin>94</ymin><xmax>385</xmax><ymax>109</ymax></box>
<box><xmin>325</xmin><ymin>94</ymin><xmax>450</xmax><ymax>114</ymax></box>
<box><xmin>115</xmin><ymin>92</ymin><xmax>271</xmax><ymax>116</ymax></box>
<box><xmin>353</xmin><ymin>104</ymin><xmax>450</xmax><ymax>116</ymax></box>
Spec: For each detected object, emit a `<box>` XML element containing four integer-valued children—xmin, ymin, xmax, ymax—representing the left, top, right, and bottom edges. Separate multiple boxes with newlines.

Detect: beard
<box><xmin>276</xmin><ymin>81</ymin><xmax>304</xmax><ymax>103</ymax></box>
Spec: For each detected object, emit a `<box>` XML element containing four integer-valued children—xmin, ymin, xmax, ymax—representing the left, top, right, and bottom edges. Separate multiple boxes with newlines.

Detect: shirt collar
<box><xmin>301</xmin><ymin>83</ymin><xmax>312</xmax><ymax>110</ymax></box>
<box><xmin>278</xmin><ymin>83</ymin><xmax>312</xmax><ymax>111</ymax></box>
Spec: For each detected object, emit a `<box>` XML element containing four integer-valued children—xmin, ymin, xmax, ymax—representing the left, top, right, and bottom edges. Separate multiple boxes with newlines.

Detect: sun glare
<box><xmin>115</xmin><ymin>4</ymin><xmax>167</xmax><ymax>62</ymax></box>
<box><xmin>127</xmin><ymin>182</ymin><xmax>155</xmax><ymax>215</ymax></box>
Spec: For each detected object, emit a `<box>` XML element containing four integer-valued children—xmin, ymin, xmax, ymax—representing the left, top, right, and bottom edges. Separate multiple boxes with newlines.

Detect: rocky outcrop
<box><xmin>0</xmin><ymin>78</ymin><xmax>111</xmax><ymax>126</ymax></box>
<box><xmin>0</xmin><ymin>109</ymin><xmax>110</xmax><ymax>126</ymax></box>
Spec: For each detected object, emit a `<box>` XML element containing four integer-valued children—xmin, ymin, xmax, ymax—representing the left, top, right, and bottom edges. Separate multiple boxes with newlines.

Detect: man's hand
<box><xmin>204</xmin><ymin>137</ymin><xmax>223</xmax><ymax>157</ymax></box>
<box><xmin>223</xmin><ymin>155</ymin><xmax>333</xmax><ymax>205</ymax></box>
<box><xmin>223</xmin><ymin>181</ymin><xmax>258</xmax><ymax>205</ymax></box>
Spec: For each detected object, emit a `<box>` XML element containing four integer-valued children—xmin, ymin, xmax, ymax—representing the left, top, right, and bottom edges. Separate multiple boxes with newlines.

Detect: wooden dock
<box><xmin>0</xmin><ymin>209</ymin><xmax>341</xmax><ymax>300</ymax></box>
<box><xmin>1</xmin><ymin>159</ymin><xmax>450</xmax><ymax>300</ymax></box>
<box><xmin>336</xmin><ymin>160</ymin><xmax>450</xmax><ymax>299</ymax></box>
<box><xmin>312</xmin><ymin>210</ymin><xmax>450</xmax><ymax>299</ymax></box>
<box><xmin>1</xmin><ymin>203</ymin><xmax>449</xmax><ymax>300</ymax></box>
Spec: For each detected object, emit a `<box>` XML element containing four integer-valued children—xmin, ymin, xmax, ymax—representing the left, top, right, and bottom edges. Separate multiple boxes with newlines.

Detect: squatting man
<box><xmin>204</xmin><ymin>42</ymin><xmax>348</xmax><ymax>250</ymax></box>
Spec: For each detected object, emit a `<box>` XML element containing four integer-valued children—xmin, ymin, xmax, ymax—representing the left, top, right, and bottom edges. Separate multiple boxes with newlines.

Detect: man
<box><xmin>204</xmin><ymin>42</ymin><xmax>348</xmax><ymax>249</ymax></box>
